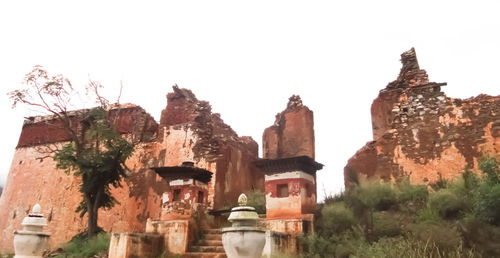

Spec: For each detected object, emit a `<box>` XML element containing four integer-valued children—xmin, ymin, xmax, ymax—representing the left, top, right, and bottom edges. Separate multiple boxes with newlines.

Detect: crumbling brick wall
<box><xmin>157</xmin><ymin>86</ymin><xmax>264</xmax><ymax>210</ymax></box>
<box><xmin>346</xmin><ymin>48</ymin><xmax>500</xmax><ymax>186</ymax></box>
<box><xmin>17</xmin><ymin>104</ymin><xmax>158</xmax><ymax>148</ymax></box>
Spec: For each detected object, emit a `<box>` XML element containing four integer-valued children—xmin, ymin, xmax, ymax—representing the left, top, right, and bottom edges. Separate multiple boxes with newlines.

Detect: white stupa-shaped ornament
<box><xmin>13</xmin><ymin>204</ymin><xmax>51</xmax><ymax>258</ymax></box>
<box><xmin>222</xmin><ymin>193</ymin><xmax>266</xmax><ymax>258</ymax></box>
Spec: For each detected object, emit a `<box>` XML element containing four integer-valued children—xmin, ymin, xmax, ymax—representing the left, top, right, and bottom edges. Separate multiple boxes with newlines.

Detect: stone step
<box><xmin>183</xmin><ymin>252</ymin><xmax>227</xmax><ymax>258</ymax></box>
<box><xmin>198</xmin><ymin>240</ymin><xmax>223</xmax><ymax>246</ymax></box>
<box><xmin>204</xmin><ymin>234</ymin><xmax>222</xmax><ymax>241</ymax></box>
<box><xmin>189</xmin><ymin>245</ymin><xmax>225</xmax><ymax>253</ymax></box>
<box><xmin>203</xmin><ymin>228</ymin><xmax>221</xmax><ymax>234</ymax></box>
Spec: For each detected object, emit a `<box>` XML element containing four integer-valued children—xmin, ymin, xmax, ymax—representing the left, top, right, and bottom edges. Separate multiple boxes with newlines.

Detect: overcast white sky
<box><xmin>1</xmin><ymin>1</ymin><xmax>499</xmax><ymax>199</ymax></box>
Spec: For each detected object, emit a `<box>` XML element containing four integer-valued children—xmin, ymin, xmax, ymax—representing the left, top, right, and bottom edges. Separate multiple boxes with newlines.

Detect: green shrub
<box><xmin>345</xmin><ymin>181</ymin><xmax>397</xmax><ymax>213</ymax></box>
<box><xmin>158</xmin><ymin>252</ymin><xmax>182</xmax><ymax>258</ymax></box>
<box><xmin>372</xmin><ymin>212</ymin><xmax>401</xmax><ymax>240</ymax></box>
<box><xmin>333</xmin><ymin>239</ymin><xmax>359</xmax><ymax>258</ymax></box>
<box><xmin>417</xmin><ymin>207</ymin><xmax>441</xmax><ymax>223</ymax></box>
<box><xmin>479</xmin><ymin>156</ymin><xmax>500</xmax><ymax>184</ymax></box>
<box><xmin>246</xmin><ymin>189</ymin><xmax>266</xmax><ymax>214</ymax></box>
<box><xmin>459</xmin><ymin>216</ymin><xmax>500</xmax><ymax>257</ymax></box>
<box><xmin>448</xmin><ymin>178</ymin><xmax>475</xmax><ymax>200</ymax></box>
<box><xmin>397</xmin><ymin>180</ymin><xmax>428</xmax><ymax>215</ymax></box>
<box><xmin>397</xmin><ymin>180</ymin><xmax>428</xmax><ymax>203</ymax></box>
<box><xmin>69</xmin><ymin>227</ymin><xmax>105</xmax><ymax>242</ymax></box>
<box><xmin>301</xmin><ymin>233</ymin><xmax>335</xmax><ymax>258</ymax></box>
<box><xmin>368</xmin><ymin>183</ymin><xmax>398</xmax><ymax>211</ymax></box>
<box><xmin>270</xmin><ymin>253</ymin><xmax>299</xmax><ymax>258</ymax></box>
<box><xmin>353</xmin><ymin>237</ymin><xmax>415</xmax><ymax>258</ymax></box>
<box><xmin>429</xmin><ymin>172</ymin><xmax>449</xmax><ymax>191</ymax></box>
<box><xmin>55</xmin><ymin>232</ymin><xmax>109</xmax><ymax>258</ymax></box>
<box><xmin>320</xmin><ymin>202</ymin><xmax>355</xmax><ymax>236</ymax></box>
<box><xmin>302</xmin><ymin>227</ymin><xmax>366</xmax><ymax>258</ymax></box>
<box><xmin>354</xmin><ymin>236</ymin><xmax>478</xmax><ymax>258</ymax></box>
<box><xmin>474</xmin><ymin>183</ymin><xmax>500</xmax><ymax>225</ymax></box>
<box><xmin>308</xmin><ymin>169</ymin><xmax>500</xmax><ymax>257</ymax></box>
<box><xmin>344</xmin><ymin>181</ymin><xmax>398</xmax><ymax>241</ymax></box>
<box><xmin>332</xmin><ymin>228</ymin><xmax>367</xmax><ymax>258</ymax></box>
<box><xmin>323</xmin><ymin>191</ymin><xmax>344</xmax><ymax>205</ymax></box>
<box><xmin>462</xmin><ymin>167</ymin><xmax>480</xmax><ymax>190</ymax></box>
<box><xmin>406</xmin><ymin>221</ymin><xmax>462</xmax><ymax>252</ymax></box>
<box><xmin>429</xmin><ymin>189</ymin><xmax>469</xmax><ymax>219</ymax></box>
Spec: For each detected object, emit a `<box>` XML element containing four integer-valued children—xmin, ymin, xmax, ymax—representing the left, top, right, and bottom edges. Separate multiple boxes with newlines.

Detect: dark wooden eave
<box><xmin>254</xmin><ymin>156</ymin><xmax>323</xmax><ymax>175</ymax></box>
<box><xmin>151</xmin><ymin>166</ymin><xmax>213</xmax><ymax>183</ymax></box>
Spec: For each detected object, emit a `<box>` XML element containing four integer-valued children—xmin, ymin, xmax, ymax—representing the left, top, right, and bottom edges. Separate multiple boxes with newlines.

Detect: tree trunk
<box><xmin>86</xmin><ymin>194</ymin><xmax>99</xmax><ymax>239</ymax></box>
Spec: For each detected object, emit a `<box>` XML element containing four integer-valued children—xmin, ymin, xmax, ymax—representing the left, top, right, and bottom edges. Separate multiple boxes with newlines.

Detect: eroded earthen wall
<box><xmin>346</xmin><ymin>48</ymin><xmax>500</xmax><ymax>186</ymax></box>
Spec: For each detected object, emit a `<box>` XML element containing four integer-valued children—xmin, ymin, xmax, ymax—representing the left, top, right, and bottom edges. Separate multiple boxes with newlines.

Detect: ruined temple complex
<box><xmin>346</xmin><ymin>48</ymin><xmax>500</xmax><ymax>185</ymax></box>
<box><xmin>0</xmin><ymin>85</ymin><xmax>321</xmax><ymax>256</ymax></box>
<box><xmin>2</xmin><ymin>48</ymin><xmax>500</xmax><ymax>256</ymax></box>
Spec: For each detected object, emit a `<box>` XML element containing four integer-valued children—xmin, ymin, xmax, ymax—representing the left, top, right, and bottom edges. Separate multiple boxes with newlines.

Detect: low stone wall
<box><xmin>262</xmin><ymin>231</ymin><xmax>300</xmax><ymax>257</ymax></box>
<box><xmin>145</xmin><ymin>219</ymin><xmax>192</xmax><ymax>254</ymax></box>
<box><xmin>108</xmin><ymin>233</ymin><xmax>164</xmax><ymax>258</ymax></box>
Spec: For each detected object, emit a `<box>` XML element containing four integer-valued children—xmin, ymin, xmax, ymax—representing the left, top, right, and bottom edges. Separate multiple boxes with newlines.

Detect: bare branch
<box><xmin>9</xmin><ymin>66</ymin><xmax>81</xmax><ymax>148</ymax></box>
<box><xmin>117</xmin><ymin>80</ymin><xmax>123</xmax><ymax>105</ymax></box>
<box><xmin>87</xmin><ymin>80</ymin><xmax>109</xmax><ymax>108</ymax></box>
<box><xmin>111</xmin><ymin>81</ymin><xmax>125</xmax><ymax>126</ymax></box>
<box><xmin>34</xmin><ymin>143</ymin><xmax>62</xmax><ymax>161</ymax></box>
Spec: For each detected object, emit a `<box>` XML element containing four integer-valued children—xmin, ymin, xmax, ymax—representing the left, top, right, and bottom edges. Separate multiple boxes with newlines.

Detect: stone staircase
<box><xmin>184</xmin><ymin>229</ymin><xmax>227</xmax><ymax>258</ymax></box>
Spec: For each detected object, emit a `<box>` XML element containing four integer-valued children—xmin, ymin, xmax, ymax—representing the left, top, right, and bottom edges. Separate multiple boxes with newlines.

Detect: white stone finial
<box><xmin>238</xmin><ymin>193</ymin><xmax>248</xmax><ymax>206</ymax></box>
<box><xmin>32</xmin><ymin>204</ymin><xmax>41</xmax><ymax>215</ymax></box>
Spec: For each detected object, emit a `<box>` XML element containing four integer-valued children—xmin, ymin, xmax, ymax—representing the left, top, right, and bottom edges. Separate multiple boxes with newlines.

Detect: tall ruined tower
<box><xmin>256</xmin><ymin>95</ymin><xmax>322</xmax><ymax>234</ymax></box>
<box><xmin>346</xmin><ymin>48</ymin><xmax>500</xmax><ymax>186</ymax></box>
<box><xmin>262</xmin><ymin>95</ymin><xmax>316</xmax><ymax>160</ymax></box>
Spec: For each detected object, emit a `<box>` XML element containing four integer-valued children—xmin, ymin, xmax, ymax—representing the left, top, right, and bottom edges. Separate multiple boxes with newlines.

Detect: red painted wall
<box><xmin>265</xmin><ymin>177</ymin><xmax>316</xmax><ymax>219</ymax></box>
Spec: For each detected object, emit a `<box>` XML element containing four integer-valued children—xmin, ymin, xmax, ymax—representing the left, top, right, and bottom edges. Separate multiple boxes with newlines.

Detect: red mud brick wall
<box><xmin>346</xmin><ymin>48</ymin><xmax>500</xmax><ymax>186</ymax></box>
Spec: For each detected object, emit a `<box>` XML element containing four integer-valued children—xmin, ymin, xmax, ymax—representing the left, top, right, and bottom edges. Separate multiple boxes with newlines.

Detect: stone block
<box><xmin>108</xmin><ymin>233</ymin><xmax>164</xmax><ymax>258</ymax></box>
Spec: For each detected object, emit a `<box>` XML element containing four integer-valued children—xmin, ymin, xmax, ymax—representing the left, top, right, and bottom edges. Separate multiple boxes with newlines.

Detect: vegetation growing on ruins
<box><xmin>246</xmin><ymin>189</ymin><xmax>266</xmax><ymax>214</ymax></box>
<box><xmin>52</xmin><ymin>232</ymin><xmax>110</xmax><ymax>258</ymax></box>
<box><xmin>8</xmin><ymin>66</ymin><xmax>134</xmax><ymax>238</ymax></box>
<box><xmin>303</xmin><ymin>157</ymin><xmax>500</xmax><ymax>258</ymax></box>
